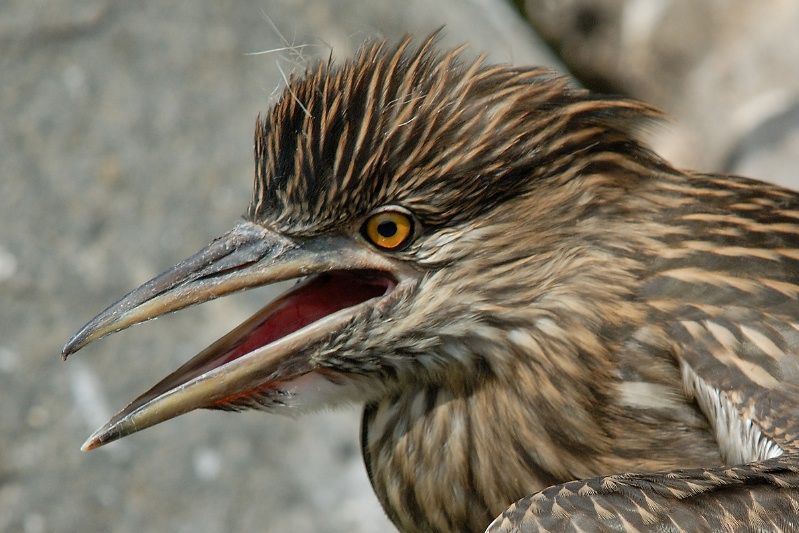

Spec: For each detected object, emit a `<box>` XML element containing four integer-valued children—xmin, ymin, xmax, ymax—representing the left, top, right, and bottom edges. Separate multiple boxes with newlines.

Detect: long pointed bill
<box><xmin>63</xmin><ymin>221</ymin><xmax>413</xmax><ymax>450</ymax></box>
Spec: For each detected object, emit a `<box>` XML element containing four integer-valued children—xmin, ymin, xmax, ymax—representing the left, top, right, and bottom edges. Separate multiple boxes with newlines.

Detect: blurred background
<box><xmin>2</xmin><ymin>1</ymin><xmax>798</xmax><ymax>531</ymax></box>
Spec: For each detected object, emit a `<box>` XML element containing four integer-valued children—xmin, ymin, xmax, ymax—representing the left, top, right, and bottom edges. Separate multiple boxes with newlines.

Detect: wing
<box><xmin>486</xmin><ymin>458</ymin><xmax>799</xmax><ymax>532</ymax></box>
<box><xmin>485</xmin><ymin>307</ymin><xmax>799</xmax><ymax>533</ymax></box>
<box><xmin>488</xmin><ymin>173</ymin><xmax>799</xmax><ymax>532</ymax></box>
<box><xmin>675</xmin><ymin>307</ymin><xmax>799</xmax><ymax>461</ymax></box>
<box><xmin>648</xmin><ymin>173</ymin><xmax>799</xmax><ymax>459</ymax></box>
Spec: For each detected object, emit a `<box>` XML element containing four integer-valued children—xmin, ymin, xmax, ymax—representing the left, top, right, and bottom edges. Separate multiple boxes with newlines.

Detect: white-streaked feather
<box><xmin>618</xmin><ymin>381</ymin><xmax>684</xmax><ymax>411</ymax></box>
<box><xmin>681</xmin><ymin>361</ymin><xmax>783</xmax><ymax>464</ymax></box>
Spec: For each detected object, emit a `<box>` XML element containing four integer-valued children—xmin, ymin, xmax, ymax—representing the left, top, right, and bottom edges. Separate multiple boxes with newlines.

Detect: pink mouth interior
<box><xmin>112</xmin><ymin>271</ymin><xmax>397</xmax><ymax>418</ymax></box>
<box><xmin>216</xmin><ymin>270</ymin><xmax>395</xmax><ymax>367</ymax></box>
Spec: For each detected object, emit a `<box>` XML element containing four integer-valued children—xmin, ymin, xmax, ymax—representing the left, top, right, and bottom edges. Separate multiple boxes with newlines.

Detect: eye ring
<box><xmin>362</xmin><ymin>207</ymin><xmax>416</xmax><ymax>250</ymax></box>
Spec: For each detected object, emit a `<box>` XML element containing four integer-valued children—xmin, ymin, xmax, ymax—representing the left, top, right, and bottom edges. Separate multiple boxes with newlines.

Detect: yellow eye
<box><xmin>363</xmin><ymin>209</ymin><xmax>414</xmax><ymax>250</ymax></box>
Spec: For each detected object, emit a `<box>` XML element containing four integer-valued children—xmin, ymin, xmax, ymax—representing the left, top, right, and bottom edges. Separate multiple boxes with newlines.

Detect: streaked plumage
<box><xmin>64</xmin><ymin>35</ymin><xmax>799</xmax><ymax>532</ymax></box>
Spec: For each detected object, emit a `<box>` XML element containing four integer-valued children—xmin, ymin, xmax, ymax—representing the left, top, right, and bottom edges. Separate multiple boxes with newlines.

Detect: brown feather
<box><xmin>242</xmin><ymin>35</ymin><xmax>799</xmax><ymax>531</ymax></box>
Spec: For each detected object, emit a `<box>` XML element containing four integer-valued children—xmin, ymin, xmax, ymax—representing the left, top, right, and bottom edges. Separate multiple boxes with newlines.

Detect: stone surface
<box><xmin>0</xmin><ymin>2</ymin><xmax>555</xmax><ymax>532</ymax></box>
<box><xmin>524</xmin><ymin>0</ymin><xmax>799</xmax><ymax>190</ymax></box>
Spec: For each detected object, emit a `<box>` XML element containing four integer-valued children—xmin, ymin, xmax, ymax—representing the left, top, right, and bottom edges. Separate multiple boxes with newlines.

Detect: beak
<box><xmin>63</xmin><ymin>221</ymin><xmax>411</xmax><ymax>450</ymax></box>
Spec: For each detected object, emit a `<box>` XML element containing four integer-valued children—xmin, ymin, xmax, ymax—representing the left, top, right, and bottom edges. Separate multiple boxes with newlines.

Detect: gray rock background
<box><xmin>1</xmin><ymin>1</ymin><xmax>797</xmax><ymax>532</ymax></box>
<box><xmin>524</xmin><ymin>0</ymin><xmax>799</xmax><ymax>189</ymax></box>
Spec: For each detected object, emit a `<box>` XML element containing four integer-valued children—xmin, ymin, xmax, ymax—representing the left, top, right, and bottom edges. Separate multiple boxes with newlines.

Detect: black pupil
<box><xmin>377</xmin><ymin>220</ymin><xmax>398</xmax><ymax>238</ymax></box>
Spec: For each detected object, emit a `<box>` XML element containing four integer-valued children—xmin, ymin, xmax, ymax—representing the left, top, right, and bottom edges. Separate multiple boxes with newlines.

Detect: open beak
<box><xmin>63</xmin><ymin>221</ymin><xmax>413</xmax><ymax>450</ymax></box>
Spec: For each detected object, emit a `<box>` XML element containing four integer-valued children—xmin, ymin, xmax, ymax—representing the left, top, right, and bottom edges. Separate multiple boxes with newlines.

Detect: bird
<box><xmin>63</xmin><ymin>33</ymin><xmax>799</xmax><ymax>532</ymax></box>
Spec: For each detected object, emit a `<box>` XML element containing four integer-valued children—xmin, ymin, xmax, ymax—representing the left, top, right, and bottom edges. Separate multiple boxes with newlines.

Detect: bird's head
<box><xmin>63</xmin><ymin>35</ymin><xmax>663</xmax><ymax>451</ymax></box>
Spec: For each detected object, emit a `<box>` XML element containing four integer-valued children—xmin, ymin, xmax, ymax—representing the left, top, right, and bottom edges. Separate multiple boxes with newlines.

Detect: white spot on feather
<box><xmin>618</xmin><ymin>381</ymin><xmax>682</xmax><ymax>410</ymax></box>
<box><xmin>507</xmin><ymin>328</ymin><xmax>533</xmax><ymax>349</ymax></box>
<box><xmin>534</xmin><ymin>318</ymin><xmax>563</xmax><ymax>338</ymax></box>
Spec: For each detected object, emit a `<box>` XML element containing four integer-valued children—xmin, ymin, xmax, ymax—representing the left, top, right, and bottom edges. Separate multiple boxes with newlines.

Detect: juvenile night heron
<box><xmin>64</xmin><ymin>35</ymin><xmax>799</xmax><ymax>532</ymax></box>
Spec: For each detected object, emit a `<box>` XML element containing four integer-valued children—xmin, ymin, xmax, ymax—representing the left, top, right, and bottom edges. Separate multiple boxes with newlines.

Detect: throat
<box><xmin>360</xmin><ymin>360</ymin><xmax>726</xmax><ymax>533</ymax></box>
<box><xmin>360</xmin><ymin>378</ymin><xmax>603</xmax><ymax>533</ymax></box>
<box><xmin>361</xmin><ymin>386</ymin><xmax>499</xmax><ymax>533</ymax></box>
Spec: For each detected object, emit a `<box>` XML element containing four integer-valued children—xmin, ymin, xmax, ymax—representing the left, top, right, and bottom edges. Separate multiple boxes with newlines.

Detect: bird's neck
<box><xmin>360</xmin><ymin>184</ymin><xmax>729</xmax><ymax>532</ymax></box>
<box><xmin>361</xmin><ymin>354</ymin><xmax>720</xmax><ymax>533</ymax></box>
<box><xmin>360</xmin><ymin>380</ymin><xmax>544</xmax><ymax>530</ymax></box>
<box><xmin>360</xmin><ymin>341</ymin><xmax>621</xmax><ymax>532</ymax></box>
